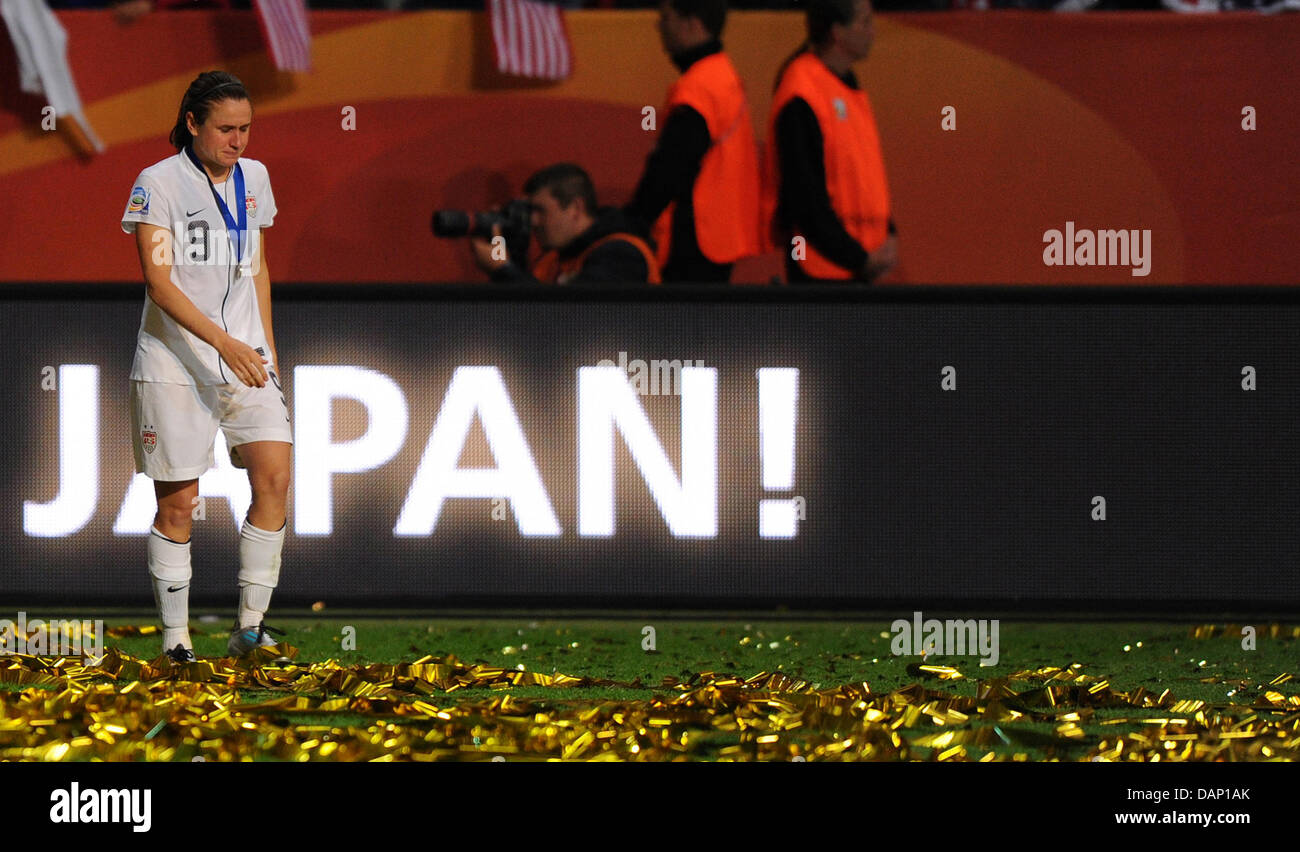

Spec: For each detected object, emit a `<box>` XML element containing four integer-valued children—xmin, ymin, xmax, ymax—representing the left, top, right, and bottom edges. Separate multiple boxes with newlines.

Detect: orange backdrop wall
<box><xmin>1</xmin><ymin>10</ymin><xmax>1295</xmax><ymax>284</ymax></box>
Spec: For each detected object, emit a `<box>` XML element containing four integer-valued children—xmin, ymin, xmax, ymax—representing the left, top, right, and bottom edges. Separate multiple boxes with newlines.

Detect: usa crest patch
<box><xmin>245</xmin><ymin>194</ymin><xmax>257</xmax><ymax>213</ymax></box>
<box><xmin>142</xmin><ymin>429</ymin><xmax>157</xmax><ymax>454</ymax></box>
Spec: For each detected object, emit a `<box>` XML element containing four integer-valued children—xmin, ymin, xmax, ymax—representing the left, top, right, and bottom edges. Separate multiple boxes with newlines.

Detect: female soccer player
<box><xmin>121</xmin><ymin>71</ymin><xmax>291</xmax><ymax>663</ymax></box>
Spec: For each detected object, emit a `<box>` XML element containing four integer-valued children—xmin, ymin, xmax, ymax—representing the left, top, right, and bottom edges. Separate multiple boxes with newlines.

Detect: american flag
<box><xmin>253</xmin><ymin>0</ymin><xmax>311</xmax><ymax>73</ymax></box>
<box><xmin>489</xmin><ymin>0</ymin><xmax>573</xmax><ymax>82</ymax></box>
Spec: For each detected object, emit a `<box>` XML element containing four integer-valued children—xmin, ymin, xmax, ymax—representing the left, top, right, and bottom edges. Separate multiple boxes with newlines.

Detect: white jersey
<box><xmin>122</xmin><ymin>151</ymin><xmax>277</xmax><ymax>386</ymax></box>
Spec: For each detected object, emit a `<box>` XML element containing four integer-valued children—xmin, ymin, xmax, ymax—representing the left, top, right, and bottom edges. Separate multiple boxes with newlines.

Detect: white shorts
<box><xmin>130</xmin><ymin>375</ymin><xmax>293</xmax><ymax>481</ymax></box>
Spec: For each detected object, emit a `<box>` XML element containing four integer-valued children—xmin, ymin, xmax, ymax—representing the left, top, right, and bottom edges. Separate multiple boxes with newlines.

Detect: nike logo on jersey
<box><xmin>167</xmin><ymin>584</ymin><xmax>188</xmax><ymax>593</ymax></box>
<box><xmin>186</xmin><ymin>208</ymin><xmax>205</xmax><ymax>217</ymax></box>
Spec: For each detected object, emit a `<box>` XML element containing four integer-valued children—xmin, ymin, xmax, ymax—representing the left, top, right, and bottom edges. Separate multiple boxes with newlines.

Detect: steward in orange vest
<box><xmin>625</xmin><ymin>0</ymin><xmax>760</xmax><ymax>283</ymax></box>
<box><xmin>762</xmin><ymin>0</ymin><xmax>898</xmax><ymax>283</ymax></box>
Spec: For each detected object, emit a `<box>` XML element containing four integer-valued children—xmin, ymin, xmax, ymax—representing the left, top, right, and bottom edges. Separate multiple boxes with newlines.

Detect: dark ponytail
<box><xmin>773</xmin><ymin>0</ymin><xmax>856</xmax><ymax>91</ymax></box>
<box><xmin>773</xmin><ymin>41</ymin><xmax>810</xmax><ymax>92</ymax></box>
<box><xmin>169</xmin><ymin>71</ymin><xmax>251</xmax><ymax>151</ymax></box>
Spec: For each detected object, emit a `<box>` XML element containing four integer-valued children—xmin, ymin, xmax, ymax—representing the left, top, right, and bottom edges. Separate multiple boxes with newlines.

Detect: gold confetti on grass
<box><xmin>1</xmin><ymin>643</ymin><xmax>1296</xmax><ymax>762</ymax></box>
<box><xmin>1191</xmin><ymin>623</ymin><xmax>1300</xmax><ymax>639</ymax></box>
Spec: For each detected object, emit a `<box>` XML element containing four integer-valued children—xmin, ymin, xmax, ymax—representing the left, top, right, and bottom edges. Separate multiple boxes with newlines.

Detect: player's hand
<box><xmin>218</xmin><ymin>335</ymin><xmax>270</xmax><ymax>388</ymax></box>
<box><xmin>470</xmin><ymin>224</ymin><xmax>509</xmax><ymax>275</ymax></box>
<box><xmin>862</xmin><ymin>235</ymin><xmax>898</xmax><ymax>283</ymax></box>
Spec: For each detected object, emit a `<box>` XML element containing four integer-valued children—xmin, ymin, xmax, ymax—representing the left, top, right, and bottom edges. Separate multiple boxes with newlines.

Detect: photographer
<box><xmin>471</xmin><ymin>163</ymin><xmax>661</xmax><ymax>286</ymax></box>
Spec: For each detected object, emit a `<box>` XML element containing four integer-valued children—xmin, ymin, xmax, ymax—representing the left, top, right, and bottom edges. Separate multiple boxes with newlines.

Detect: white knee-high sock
<box><xmin>148</xmin><ymin>526</ymin><xmax>192</xmax><ymax>650</ymax></box>
<box><xmin>237</xmin><ymin>518</ymin><xmax>284</xmax><ymax>629</ymax></box>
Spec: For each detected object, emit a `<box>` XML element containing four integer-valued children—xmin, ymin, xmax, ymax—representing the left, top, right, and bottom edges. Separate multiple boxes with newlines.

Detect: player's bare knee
<box><xmin>251</xmin><ymin>469</ymin><xmax>290</xmax><ymax>501</ymax></box>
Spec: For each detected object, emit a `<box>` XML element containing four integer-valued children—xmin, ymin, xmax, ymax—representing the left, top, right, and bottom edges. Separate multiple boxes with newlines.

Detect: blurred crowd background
<box><xmin>44</xmin><ymin>0</ymin><xmax>1300</xmax><ymax>14</ymax></box>
<box><xmin>11</xmin><ymin>0</ymin><xmax>1294</xmax><ymax>285</ymax></box>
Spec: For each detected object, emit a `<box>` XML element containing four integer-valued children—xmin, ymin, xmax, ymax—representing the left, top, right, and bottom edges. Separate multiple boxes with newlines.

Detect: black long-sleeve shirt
<box><xmin>624</xmin><ymin>40</ymin><xmax>732</xmax><ymax>283</ymax></box>
<box><xmin>774</xmin><ymin>65</ymin><xmax>896</xmax><ymax>283</ymax></box>
<box><xmin>491</xmin><ymin>207</ymin><xmax>651</xmax><ymax>286</ymax></box>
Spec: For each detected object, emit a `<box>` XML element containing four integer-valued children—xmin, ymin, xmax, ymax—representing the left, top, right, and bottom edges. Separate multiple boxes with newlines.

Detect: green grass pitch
<box><xmin>9</xmin><ymin>614</ymin><xmax>1282</xmax><ymax>762</ymax></box>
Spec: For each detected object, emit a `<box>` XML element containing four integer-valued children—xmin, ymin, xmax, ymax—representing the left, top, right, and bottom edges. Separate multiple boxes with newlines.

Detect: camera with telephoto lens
<box><xmin>432</xmin><ymin>199</ymin><xmax>533</xmax><ymax>271</ymax></box>
<box><xmin>432</xmin><ymin>199</ymin><xmax>532</xmax><ymax>241</ymax></box>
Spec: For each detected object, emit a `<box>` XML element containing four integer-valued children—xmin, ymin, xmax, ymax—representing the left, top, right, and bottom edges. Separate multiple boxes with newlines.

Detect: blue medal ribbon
<box><xmin>185</xmin><ymin>145</ymin><xmax>247</xmax><ymax>272</ymax></box>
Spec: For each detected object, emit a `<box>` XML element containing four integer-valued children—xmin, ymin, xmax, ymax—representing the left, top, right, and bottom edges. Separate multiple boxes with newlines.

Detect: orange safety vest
<box><xmin>531</xmin><ymin>232</ymin><xmax>662</xmax><ymax>285</ymax></box>
<box><xmin>650</xmin><ymin>52</ymin><xmax>762</xmax><ymax>268</ymax></box>
<box><xmin>761</xmin><ymin>51</ymin><xmax>892</xmax><ymax>280</ymax></box>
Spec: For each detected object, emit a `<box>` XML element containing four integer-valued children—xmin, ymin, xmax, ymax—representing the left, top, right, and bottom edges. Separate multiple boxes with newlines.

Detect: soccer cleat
<box><xmin>227</xmin><ymin>621</ymin><xmax>290</xmax><ymax>661</ymax></box>
<box><xmin>166</xmin><ymin>644</ymin><xmax>196</xmax><ymax>664</ymax></box>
